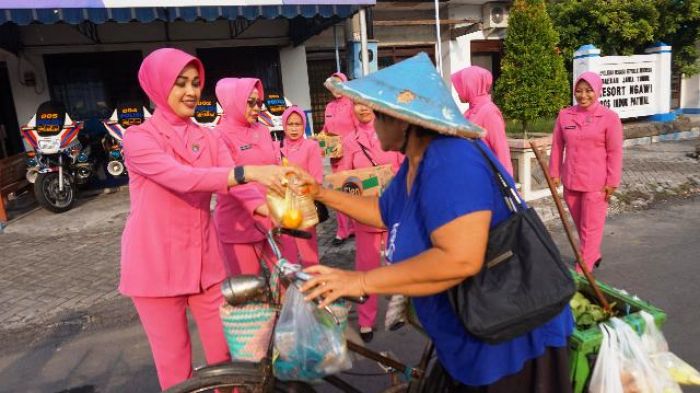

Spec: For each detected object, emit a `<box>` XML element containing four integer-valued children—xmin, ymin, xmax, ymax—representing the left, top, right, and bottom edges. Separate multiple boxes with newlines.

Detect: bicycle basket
<box><xmin>220</xmin><ymin>301</ymin><xmax>277</xmax><ymax>362</ymax></box>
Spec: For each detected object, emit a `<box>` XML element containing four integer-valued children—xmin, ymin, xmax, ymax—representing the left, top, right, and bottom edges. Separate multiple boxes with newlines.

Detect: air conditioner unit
<box><xmin>482</xmin><ymin>2</ymin><xmax>510</xmax><ymax>29</ymax></box>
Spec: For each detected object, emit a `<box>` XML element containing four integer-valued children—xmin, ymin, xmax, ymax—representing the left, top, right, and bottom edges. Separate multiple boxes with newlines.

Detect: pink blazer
<box><xmin>281</xmin><ymin>138</ymin><xmax>323</xmax><ymax>184</ymax></box>
<box><xmin>549</xmin><ymin>103</ymin><xmax>623</xmax><ymax>192</ymax></box>
<box><xmin>214</xmin><ymin>124</ymin><xmax>280</xmax><ymax>243</ymax></box>
<box><xmin>464</xmin><ymin>100</ymin><xmax>513</xmax><ymax>176</ymax></box>
<box><xmin>337</xmin><ymin>122</ymin><xmax>404</xmax><ymax>233</ymax></box>
<box><xmin>120</xmin><ymin>114</ymin><xmax>232</xmax><ymax>297</ymax></box>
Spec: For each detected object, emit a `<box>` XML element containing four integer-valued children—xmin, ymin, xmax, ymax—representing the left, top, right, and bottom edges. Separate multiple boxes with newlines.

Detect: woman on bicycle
<box><xmin>297</xmin><ymin>54</ymin><xmax>574</xmax><ymax>392</ymax></box>
<box><xmin>120</xmin><ymin>48</ymin><xmax>291</xmax><ymax>390</ymax></box>
<box><xmin>214</xmin><ymin>77</ymin><xmax>281</xmax><ymax>275</ymax></box>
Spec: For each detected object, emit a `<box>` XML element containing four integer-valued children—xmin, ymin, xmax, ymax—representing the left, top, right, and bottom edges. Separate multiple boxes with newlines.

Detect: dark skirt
<box><xmin>422</xmin><ymin>346</ymin><xmax>572</xmax><ymax>393</ymax></box>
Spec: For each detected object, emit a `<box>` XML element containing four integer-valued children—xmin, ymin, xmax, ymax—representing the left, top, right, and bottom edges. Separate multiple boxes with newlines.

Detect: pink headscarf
<box><xmin>331</xmin><ymin>72</ymin><xmax>348</xmax><ymax>82</ymax></box>
<box><xmin>575</xmin><ymin>71</ymin><xmax>603</xmax><ymax>103</ymax></box>
<box><xmin>281</xmin><ymin>105</ymin><xmax>307</xmax><ymax>150</ymax></box>
<box><xmin>215</xmin><ymin>78</ymin><xmax>265</xmax><ymax>128</ymax></box>
<box><xmin>451</xmin><ymin>66</ymin><xmax>493</xmax><ymax>105</ymax></box>
<box><xmin>138</xmin><ymin>48</ymin><xmax>205</xmax><ymax>125</ymax></box>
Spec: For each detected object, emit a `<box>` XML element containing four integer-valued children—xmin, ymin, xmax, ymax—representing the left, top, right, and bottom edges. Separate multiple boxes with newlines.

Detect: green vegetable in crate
<box><xmin>570</xmin><ymin>292</ymin><xmax>612</xmax><ymax>329</ymax></box>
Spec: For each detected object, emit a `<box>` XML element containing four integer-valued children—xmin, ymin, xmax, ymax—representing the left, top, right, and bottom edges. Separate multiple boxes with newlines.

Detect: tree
<box><xmin>493</xmin><ymin>0</ymin><xmax>570</xmax><ymax>135</ymax></box>
<box><xmin>548</xmin><ymin>0</ymin><xmax>700</xmax><ymax>76</ymax></box>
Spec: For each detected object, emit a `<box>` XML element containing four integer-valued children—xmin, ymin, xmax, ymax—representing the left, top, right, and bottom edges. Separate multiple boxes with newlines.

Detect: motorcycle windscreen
<box><xmin>35</xmin><ymin>101</ymin><xmax>67</xmax><ymax>136</ymax></box>
<box><xmin>116</xmin><ymin>103</ymin><xmax>146</xmax><ymax>128</ymax></box>
<box><xmin>194</xmin><ymin>96</ymin><xmax>219</xmax><ymax>124</ymax></box>
<box><xmin>264</xmin><ymin>93</ymin><xmax>286</xmax><ymax>116</ymax></box>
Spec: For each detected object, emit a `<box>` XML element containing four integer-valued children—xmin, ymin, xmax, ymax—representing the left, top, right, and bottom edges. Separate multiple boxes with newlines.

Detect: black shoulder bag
<box><xmin>447</xmin><ymin>142</ymin><xmax>576</xmax><ymax>344</ymax></box>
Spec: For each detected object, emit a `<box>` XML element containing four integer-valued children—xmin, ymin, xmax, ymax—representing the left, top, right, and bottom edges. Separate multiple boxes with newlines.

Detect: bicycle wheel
<box><xmin>163</xmin><ymin>360</ymin><xmax>316</xmax><ymax>393</ymax></box>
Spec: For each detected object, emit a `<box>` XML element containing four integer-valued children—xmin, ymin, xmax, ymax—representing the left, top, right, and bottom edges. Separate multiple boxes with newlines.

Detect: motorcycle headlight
<box><xmin>110</xmin><ymin>150</ymin><xmax>122</xmax><ymax>159</ymax></box>
<box><xmin>38</xmin><ymin>139</ymin><xmax>60</xmax><ymax>151</ymax></box>
<box><xmin>78</xmin><ymin>152</ymin><xmax>89</xmax><ymax>163</ymax></box>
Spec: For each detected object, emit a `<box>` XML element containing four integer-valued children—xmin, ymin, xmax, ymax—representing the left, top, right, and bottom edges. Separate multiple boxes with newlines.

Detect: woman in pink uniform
<box><xmin>322</xmin><ymin>72</ymin><xmax>356</xmax><ymax>245</ymax></box>
<box><xmin>451</xmin><ymin>65</ymin><xmax>513</xmax><ymax>175</ymax></box>
<box><xmin>337</xmin><ymin>102</ymin><xmax>403</xmax><ymax>342</ymax></box>
<box><xmin>214</xmin><ymin>78</ymin><xmax>281</xmax><ymax>275</ymax></box>
<box><xmin>549</xmin><ymin>71</ymin><xmax>623</xmax><ymax>272</ymax></box>
<box><xmin>120</xmin><ymin>48</ymin><xmax>290</xmax><ymax>390</ymax></box>
<box><xmin>279</xmin><ymin>105</ymin><xmax>323</xmax><ymax>266</ymax></box>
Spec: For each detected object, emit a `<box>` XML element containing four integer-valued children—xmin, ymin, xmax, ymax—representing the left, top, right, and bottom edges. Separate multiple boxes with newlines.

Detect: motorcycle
<box><xmin>101</xmin><ymin>103</ymin><xmax>151</xmax><ymax>177</ymax></box>
<box><xmin>193</xmin><ymin>97</ymin><xmax>222</xmax><ymax>128</ymax></box>
<box><xmin>20</xmin><ymin>101</ymin><xmax>94</xmax><ymax>213</ymax></box>
<box><xmin>258</xmin><ymin>93</ymin><xmax>291</xmax><ymax>141</ymax></box>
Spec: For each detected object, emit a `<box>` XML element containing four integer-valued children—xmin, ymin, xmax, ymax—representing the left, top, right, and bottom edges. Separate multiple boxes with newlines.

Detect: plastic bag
<box><xmin>610</xmin><ymin>318</ymin><xmax>680</xmax><ymax>393</ymax></box>
<box><xmin>589</xmin><ymin>324</ymin><xmax>624</xmax><ymax>393</ymax></box>
<box><xmin>640</xmin><ymin>311</ymin><xmax>700</xmax><ymax>385</ymax></box>
<box><xmin>273</xmin><ymin>286</ymin><xmax>352</xmax><ymax>381</ymax></box>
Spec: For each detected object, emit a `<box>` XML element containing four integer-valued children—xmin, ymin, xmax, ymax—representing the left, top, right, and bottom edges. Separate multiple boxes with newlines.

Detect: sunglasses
<box><xmin>246</xmin><ymin>98</ymin><xmax>264</xmax><ymax>108</ymax></box>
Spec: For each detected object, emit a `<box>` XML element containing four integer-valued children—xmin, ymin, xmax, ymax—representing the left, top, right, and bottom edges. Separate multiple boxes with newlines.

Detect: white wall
<box><xmin>680</xmin><ymin>40</ymin><xmax>700</xmax><ymax>111</ymax></box>
<box><xmin>279</xmin><ymin>44</ymin><xmax>312</xmax><ymax>111</ymax></box>
<box><xmin>0</xmin><ymin>49</ymin><xmax>51</xmax><ymax>126</ymax></box>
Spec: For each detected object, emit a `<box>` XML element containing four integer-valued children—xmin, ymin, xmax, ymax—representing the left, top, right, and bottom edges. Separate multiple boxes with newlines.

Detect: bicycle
<box><xmin>164</xmin><ymin>227</ymin><xmax>434</xmax><ymax>393</ymax></box>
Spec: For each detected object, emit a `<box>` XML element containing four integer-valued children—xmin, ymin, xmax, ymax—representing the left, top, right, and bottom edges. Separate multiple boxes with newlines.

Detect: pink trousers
<box><xmin>280</xmin><ymin>227</ymin><xmax>319</xmax><ymax>266</ymax></box>
<box><xmin>564</xmin><ymin>189</ymin><xmax>609</xmax><ymax>272</ymax></box>
<box><xmin>132</xmin><ymin>284</ymin><xmax>230</xmax><ymax>390</ymax></box>
<box><xmin>220</xmin><ymin>241</ymin><xmax>274</xmax><ymax>275</ymax></box>
<box><xmin>336</xmin><ymin>212</ymin><xmax>355</xmax><ymax>240</ymax></box>
<box><xmin>354</xmin><ymin>229</ymin><xmax>386</xmax><ymax>328</ymax></box>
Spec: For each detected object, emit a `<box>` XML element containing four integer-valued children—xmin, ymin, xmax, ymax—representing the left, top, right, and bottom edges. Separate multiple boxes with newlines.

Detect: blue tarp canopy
<box><xmin>0</xmin><ymin>5</ymin><xmax>362</xmax><ymax>25</ymax></box>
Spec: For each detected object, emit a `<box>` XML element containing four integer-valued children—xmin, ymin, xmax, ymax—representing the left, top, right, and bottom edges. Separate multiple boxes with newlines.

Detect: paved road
<box><xmin>0</xmin><ymin>196</ymin><xmax>698</xmax><ymax>393</ymax></box>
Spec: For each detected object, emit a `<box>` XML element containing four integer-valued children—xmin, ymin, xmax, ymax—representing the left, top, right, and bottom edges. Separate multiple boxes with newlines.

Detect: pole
<box><xmin>359</xmin><ymin>8</ymin><xmax>370</xmax><ymax>76</ymax></box>
<box><xmin>433</xmin><ymin>0</ymin><xmax>443</xmax><ymax>76</ymax></box>
<box><xmin>530</xmin><ymin>140</ymin><xmax>612</xmax><ymax>312</ymax></box>
<box><xmin>333</xmin><ymin>24</ymin><xmax>340</xmax><ymax>73</ymax></box>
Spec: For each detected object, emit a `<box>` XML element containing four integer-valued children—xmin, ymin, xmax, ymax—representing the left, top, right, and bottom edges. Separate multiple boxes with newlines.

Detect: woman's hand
<box><xmin>301</xmin><ymin>265</ymin><xmax>367</xmax><ymax>308</ymax></box>
<box><xmin>254</xmin><ymin>203</ymin><xmax>269</xmax><ymax>217</ymax></box>
<box><xmin>551</xmin><ymin>177</ymin><xmax>561</xmax><ymax>188</ymax></box>
<box><xmin>242</xmin><ymin>165</ymin><xmax>299</xmax><ymax>195</ymax></box>
<box><xmin>603</xmin><ymin>185</ymin><xmax>616</xmax><ymax>202</ymax></box>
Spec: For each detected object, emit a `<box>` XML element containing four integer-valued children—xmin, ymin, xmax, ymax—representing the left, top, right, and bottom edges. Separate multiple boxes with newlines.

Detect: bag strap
<box><xmin>472</xmin><ymin>141</ymin><xmax>524</xmax><ymax>213</ymax></box>
<box><xmin>356</xmin><ymin>140</ymin><xmax>378</xmax><ymax>167</ymax></box>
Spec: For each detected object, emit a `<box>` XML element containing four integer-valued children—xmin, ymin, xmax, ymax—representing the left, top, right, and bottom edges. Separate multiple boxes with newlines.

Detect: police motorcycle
<box><xmin>101</xmin><ymin>103</ymin><xmax>151</xmax><ymax>177</ymax></box>
<box><xmin>21</xmin><ymin>101</ymin><xmax>94</xmax><ymax>213</ymax></box>
<box><xmin>192</xmin><ymin>96</ymin><xmax>222</xmax><ymax>128</ymax></box>
<box><xmin>257</xmin><ymin>93</ymin><xmax>291</xmax><ymax>141</ymax></box>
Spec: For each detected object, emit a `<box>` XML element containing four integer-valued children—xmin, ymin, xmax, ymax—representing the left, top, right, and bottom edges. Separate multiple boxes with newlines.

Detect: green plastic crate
<box><xmin>569</xmin><ymin>272</ymin><xmax>667</xmax><ymax>393</ymax></box>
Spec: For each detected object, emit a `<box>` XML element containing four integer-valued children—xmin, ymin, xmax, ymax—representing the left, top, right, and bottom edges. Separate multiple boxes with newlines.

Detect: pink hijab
<box><xmin>215</xmin><ymin>78</ymin><xmax>265</xmax><ymax>128</ymax></box>
<box><xmin>574</xmin><ymin>72</ymin><xmax>603</xmax><ymax>111</ymax></box>
<box><xmin>280</xmin><ymin>105</ymin><xmax>307</xmax><ymax>151</ymax></box>
<box><xmin>451</xmin><ymin>66</ymin><xmax>494</xmax><ymax>117</ymax></box>
<box><xmin>138</xmin><ymin>48</ymin><xmax>205</xmax><ymax>126</ymax></box>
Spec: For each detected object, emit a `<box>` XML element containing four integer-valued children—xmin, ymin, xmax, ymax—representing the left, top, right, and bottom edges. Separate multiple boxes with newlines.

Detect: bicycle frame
<box><xmin>166</xmin><ymin>227</ymin><xmax>431</xmax><ymax>393</ymax></box>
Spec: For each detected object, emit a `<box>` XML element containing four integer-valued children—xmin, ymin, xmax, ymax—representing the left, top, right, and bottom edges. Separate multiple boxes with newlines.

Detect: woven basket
<box><xmin>220</xmin><ymin>302</ymin><xmax>277</xmax><ymax>362</ymax></box>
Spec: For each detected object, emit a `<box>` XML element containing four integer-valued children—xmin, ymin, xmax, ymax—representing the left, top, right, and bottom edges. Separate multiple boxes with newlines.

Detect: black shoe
<box><xmin>389</xmin><ymin>320</ymin><xmax>405</xmax><ymax>332</ymax></box>
<box><xmin>360</xmin><ymin>328</ymin><xmax>374</xmax><ymax>343</ymax></box>
<box><xmin>594</xmin><ymin>258</ymin><xmax>602</xmax><ymax>269</ymax></box>
<box><xmin>331</xmin><ymin>237</ymin><xmax>345</xmax><ymax>246</ymax></box>
<box><xmin>348</xmin><ymin>233</ymin><xmax>356</xmax><ymax>239</ymax></box>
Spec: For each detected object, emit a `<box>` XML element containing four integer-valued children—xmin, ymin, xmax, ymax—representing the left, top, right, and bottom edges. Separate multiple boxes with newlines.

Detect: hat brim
<box><xmin>324</xmin><ymin>77</ymin><xmax>484</xmax><ymax>139</ymax></box>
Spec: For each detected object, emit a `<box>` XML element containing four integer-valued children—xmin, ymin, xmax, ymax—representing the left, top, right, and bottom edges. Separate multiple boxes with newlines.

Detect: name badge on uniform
<box><xmin>240</xmin><ymin>144</ymin><xmax>252</xmax><ymax>151</ymax></box>
<box><xmin>564</xmin><ymin>125</ymin><xmax>576</xmax><ymax>130</ymax></box>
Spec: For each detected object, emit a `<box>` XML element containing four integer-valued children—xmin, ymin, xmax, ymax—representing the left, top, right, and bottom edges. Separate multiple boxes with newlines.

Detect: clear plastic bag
<box><xmin>273</xmin><ymin>286</ymin><xmax>352</xmax><ymax>381</ymax></box>
<box><xmin>640</xmin><ymin>311</ymin><xmax>700</xmax><ymax>386</ymax></box>
<box><xmin>610</xmin><ymin>318</ymin><xmax>680</xmax><ymax>393</ymax></box>
<box><xmin>589</xmin><ymin>324</ymin><xmax>624</xmax><ymax>393</ymax></box>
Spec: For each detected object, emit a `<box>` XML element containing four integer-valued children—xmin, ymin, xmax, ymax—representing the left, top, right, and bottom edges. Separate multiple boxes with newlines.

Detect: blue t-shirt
<box><xmin>379</xmin><ymin>136</ymin><xmax>574</xmax><ymax>386</ymax></box>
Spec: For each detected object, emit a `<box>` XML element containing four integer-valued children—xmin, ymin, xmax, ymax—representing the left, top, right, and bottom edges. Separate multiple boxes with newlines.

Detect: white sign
<box><xmin>573</xmin><ymin>44</ymin><xmax>673</xmax><ymax>120</ymax></box>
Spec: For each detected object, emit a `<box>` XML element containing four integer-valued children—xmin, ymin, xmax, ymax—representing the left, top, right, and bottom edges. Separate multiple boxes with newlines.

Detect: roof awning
<box><xmin>0</xmin><ymin>4</ymin><xmax>370</xmax><ymax>26</ymax></box>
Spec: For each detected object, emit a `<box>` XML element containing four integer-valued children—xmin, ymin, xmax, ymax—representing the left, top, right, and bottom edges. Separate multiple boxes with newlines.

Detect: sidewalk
<box><xmin>0</xmin><ymin>138</ymin><xmax>698</xmax><ymax>350</ymax></box>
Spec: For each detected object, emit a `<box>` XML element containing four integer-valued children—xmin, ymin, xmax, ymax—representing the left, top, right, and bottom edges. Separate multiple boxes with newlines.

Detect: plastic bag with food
<box><xmin>640</xmin><ymin>311</ymin><xmax>700</xmax><ymax>386</ymax></box>
<box><xmin>589</xmin><ymin>324</ymin><xmax>624</xmax><ymax>393</ymax></box>
<box><xmin>273</xmin><ymin>286</ymin><xmax>352</xmax><ymax>381</ymax></box>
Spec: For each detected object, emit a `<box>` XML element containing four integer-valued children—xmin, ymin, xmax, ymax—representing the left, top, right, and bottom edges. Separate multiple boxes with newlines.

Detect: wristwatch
<box><xmin>234</xmin><ymin>166</ymin><xmax>247</xmax><ymax>184</ymax></box>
